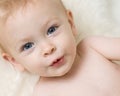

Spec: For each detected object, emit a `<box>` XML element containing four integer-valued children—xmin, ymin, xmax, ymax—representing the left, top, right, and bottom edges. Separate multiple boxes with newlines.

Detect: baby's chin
<box><xmin>43</xmin><ymin>72</ymin><xmax>68</xmax><ymax>78</ymax></box>
<box><xmin>45</xmin><ymin>66</ymin><xmax>73</xmax><ymax>78</ymax></box>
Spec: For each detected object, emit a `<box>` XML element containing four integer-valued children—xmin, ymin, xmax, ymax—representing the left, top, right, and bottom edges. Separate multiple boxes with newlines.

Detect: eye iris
<box><xmin>47</xmin><ymin>26</ymin><xmax>56</xmax><ymax>35</ymax></box>
<box><xmin>24</xmin><ymin>42</ymin><xmax>33</xmax><ymax>50</ymax></box>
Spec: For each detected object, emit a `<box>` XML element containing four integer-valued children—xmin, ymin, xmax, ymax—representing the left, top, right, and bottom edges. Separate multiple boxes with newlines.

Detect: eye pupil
<box><xmin>50</xmin><ymin>27</ymin><xmax>54</xmax><ymax>32</ymax></box>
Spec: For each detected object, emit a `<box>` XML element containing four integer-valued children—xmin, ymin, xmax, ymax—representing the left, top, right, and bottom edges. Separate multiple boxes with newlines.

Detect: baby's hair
<box><xmin>0</xmin><ymin>0</ymin><xmax>32</xmax><ymax>21</ymax></box>
<box><xmin>0</xmin><ymin>0</ymin><xmax>65</xmax><ymax>21</ymax></box>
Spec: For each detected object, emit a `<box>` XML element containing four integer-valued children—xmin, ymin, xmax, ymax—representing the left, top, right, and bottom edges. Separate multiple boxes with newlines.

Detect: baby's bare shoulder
<box><xmin>78</xmin><ymin>36</ymin><xmax>120</xmax><ymax>61</ymax></box>
<box><xmin>77</xmin><ymin>36</ymin><xmax>99</xmax><ymax>56</ymax></box>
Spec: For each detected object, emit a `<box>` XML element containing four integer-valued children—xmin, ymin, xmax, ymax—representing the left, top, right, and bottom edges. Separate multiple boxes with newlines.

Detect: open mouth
<box><xmin>51</xmin><ymin>56</ymin><xmax>64</xmax><ymax>67</ymax></box>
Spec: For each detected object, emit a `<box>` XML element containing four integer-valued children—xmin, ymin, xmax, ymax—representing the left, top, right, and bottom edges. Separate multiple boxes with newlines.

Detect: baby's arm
<box><xmin>83</xmin><ymin>36</ymin><xmax>120</xmax><ymax>61</ymax></box>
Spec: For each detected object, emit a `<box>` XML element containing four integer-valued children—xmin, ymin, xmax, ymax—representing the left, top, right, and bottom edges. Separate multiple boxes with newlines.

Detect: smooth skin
<box><xmin>1</xmin><ymin>0</ymin><xmax>120</xmax><ymax>96</ymax></box>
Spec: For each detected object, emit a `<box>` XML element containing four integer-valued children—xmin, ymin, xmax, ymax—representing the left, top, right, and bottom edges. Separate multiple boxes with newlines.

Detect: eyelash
<box><xmin>21</xmin><ymin>42</ymin><xmax>34</xmax><ymax>51</ymax></box>
<box><xmin>47</xmin><ymin>25</ymin><xmax>58</xmax><ymax>36</ymax></box>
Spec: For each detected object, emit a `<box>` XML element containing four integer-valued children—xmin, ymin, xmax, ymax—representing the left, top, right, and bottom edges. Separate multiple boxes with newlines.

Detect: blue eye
<box><xmin>22</xmin><ymin>42</ymin><xmax>34</xmax><ymax>51</ymax></box>
<box><xmin>47</xmin><ymin>26</ymin><xmax>58</xmax><ymax>35</ymax></box>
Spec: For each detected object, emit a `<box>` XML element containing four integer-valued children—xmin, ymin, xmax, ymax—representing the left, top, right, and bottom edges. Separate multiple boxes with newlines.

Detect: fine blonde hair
<box><xmin>0</xmin><ymin>0</ymin><xmax>32</xmax><ymax>21</ymax></box>
<box><xmin>0</xmin><ymin>0</ymin><xmax>65</xmax><ymax>21</ymax></box>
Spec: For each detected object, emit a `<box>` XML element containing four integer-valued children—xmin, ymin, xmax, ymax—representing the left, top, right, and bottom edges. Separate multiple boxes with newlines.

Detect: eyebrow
<box><xmin>40</xmin><ymin>16</ymin><xmax>59</xmax><ymax>28</ymax></box>
<box><xmin>18</xmin><ymin>35</ymin><xmax>35</xmax><ymax>45</ymax></box>
<box><xmin>14</xmin><ymin>36</ymin><xmax>33</xmax><ymax>51</ymax></box>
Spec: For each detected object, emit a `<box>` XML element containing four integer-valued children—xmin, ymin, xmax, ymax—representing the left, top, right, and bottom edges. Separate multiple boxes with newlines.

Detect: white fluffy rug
<box><xmin>0</xmin><ymin>0</ymin><xmax>120</xmax><ymax>96</ymax></box>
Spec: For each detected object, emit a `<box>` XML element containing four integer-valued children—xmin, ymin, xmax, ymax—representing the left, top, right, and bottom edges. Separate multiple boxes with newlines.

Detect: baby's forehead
<box><xmin>0</xmin><ymin>0</ymin><xmax>66</xmax><ymax>33</ymax></box>
<box><xmin>32</xmin><ymin>0</ymin><xmax>65</xmax><ymax>11</ymax></box>
<box><xmin>0</xmin><ymin>0</ymin><xmax>64</xmax><ymax>20</ymax></box>
<box><xmin>1</xmin><ymin>0</ymin><xmax>65</xmax><ymax>26</ymax></box>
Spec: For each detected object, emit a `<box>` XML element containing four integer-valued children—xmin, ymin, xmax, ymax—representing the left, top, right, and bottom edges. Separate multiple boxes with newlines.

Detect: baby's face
<box><xmin>2</xmin><ymin>0</ymin><xmax>77</xmax><ymax>77</ymax></box>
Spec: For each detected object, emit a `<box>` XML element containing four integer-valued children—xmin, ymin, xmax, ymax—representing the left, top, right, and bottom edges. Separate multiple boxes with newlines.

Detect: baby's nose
<box><xmin>42</xmin><ymin>43</ymin><xmax>56</xmax><ymax>57</ymax></box>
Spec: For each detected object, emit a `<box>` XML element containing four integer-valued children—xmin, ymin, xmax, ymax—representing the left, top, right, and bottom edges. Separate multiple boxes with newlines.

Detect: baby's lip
<box><xmin>50</xmin><ymin>56</ymin><xmax>64</xmax><ymax>67</ymax></box>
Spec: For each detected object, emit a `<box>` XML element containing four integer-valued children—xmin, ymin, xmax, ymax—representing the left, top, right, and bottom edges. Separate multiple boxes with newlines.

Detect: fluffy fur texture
<box><xmin>0</xmin><ymin>0</ymin><xmax>120</xmax><ymax>96</ymax></box>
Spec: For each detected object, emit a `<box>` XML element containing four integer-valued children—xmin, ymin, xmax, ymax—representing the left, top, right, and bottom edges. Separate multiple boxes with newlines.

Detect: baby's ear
<box><xmin>2</xmin><ymin>53</ymin><xmax>25</xmax><ymax>72</ymax></box>
<box><xmin>66</xmin><ymin>10</ymin><xmax>77</xmax><ymax>36</ymax></box>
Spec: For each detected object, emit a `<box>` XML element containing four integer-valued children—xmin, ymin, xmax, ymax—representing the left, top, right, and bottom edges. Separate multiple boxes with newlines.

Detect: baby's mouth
<box><xmin>50</xmin><ymin>56</ymin><xmax>64</xmax><ymax>67</ymax></box>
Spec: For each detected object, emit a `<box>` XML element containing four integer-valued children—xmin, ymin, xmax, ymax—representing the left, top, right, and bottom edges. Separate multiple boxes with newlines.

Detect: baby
<box><xmin>0</xmin><ymin>0</ymin><xmax>120</xmax><ymax>96</ymax></box>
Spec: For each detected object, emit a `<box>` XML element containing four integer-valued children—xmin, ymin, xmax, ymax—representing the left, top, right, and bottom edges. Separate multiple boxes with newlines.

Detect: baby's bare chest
<box><xmin>36</xmin><ymin>54</ymin><xmax>120</xmax><ymax>96</ymax></box>
<box><xmin>37</xmin><ymin>75</ymin><xmax>120</xmax><ymax>96</ymax></box>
